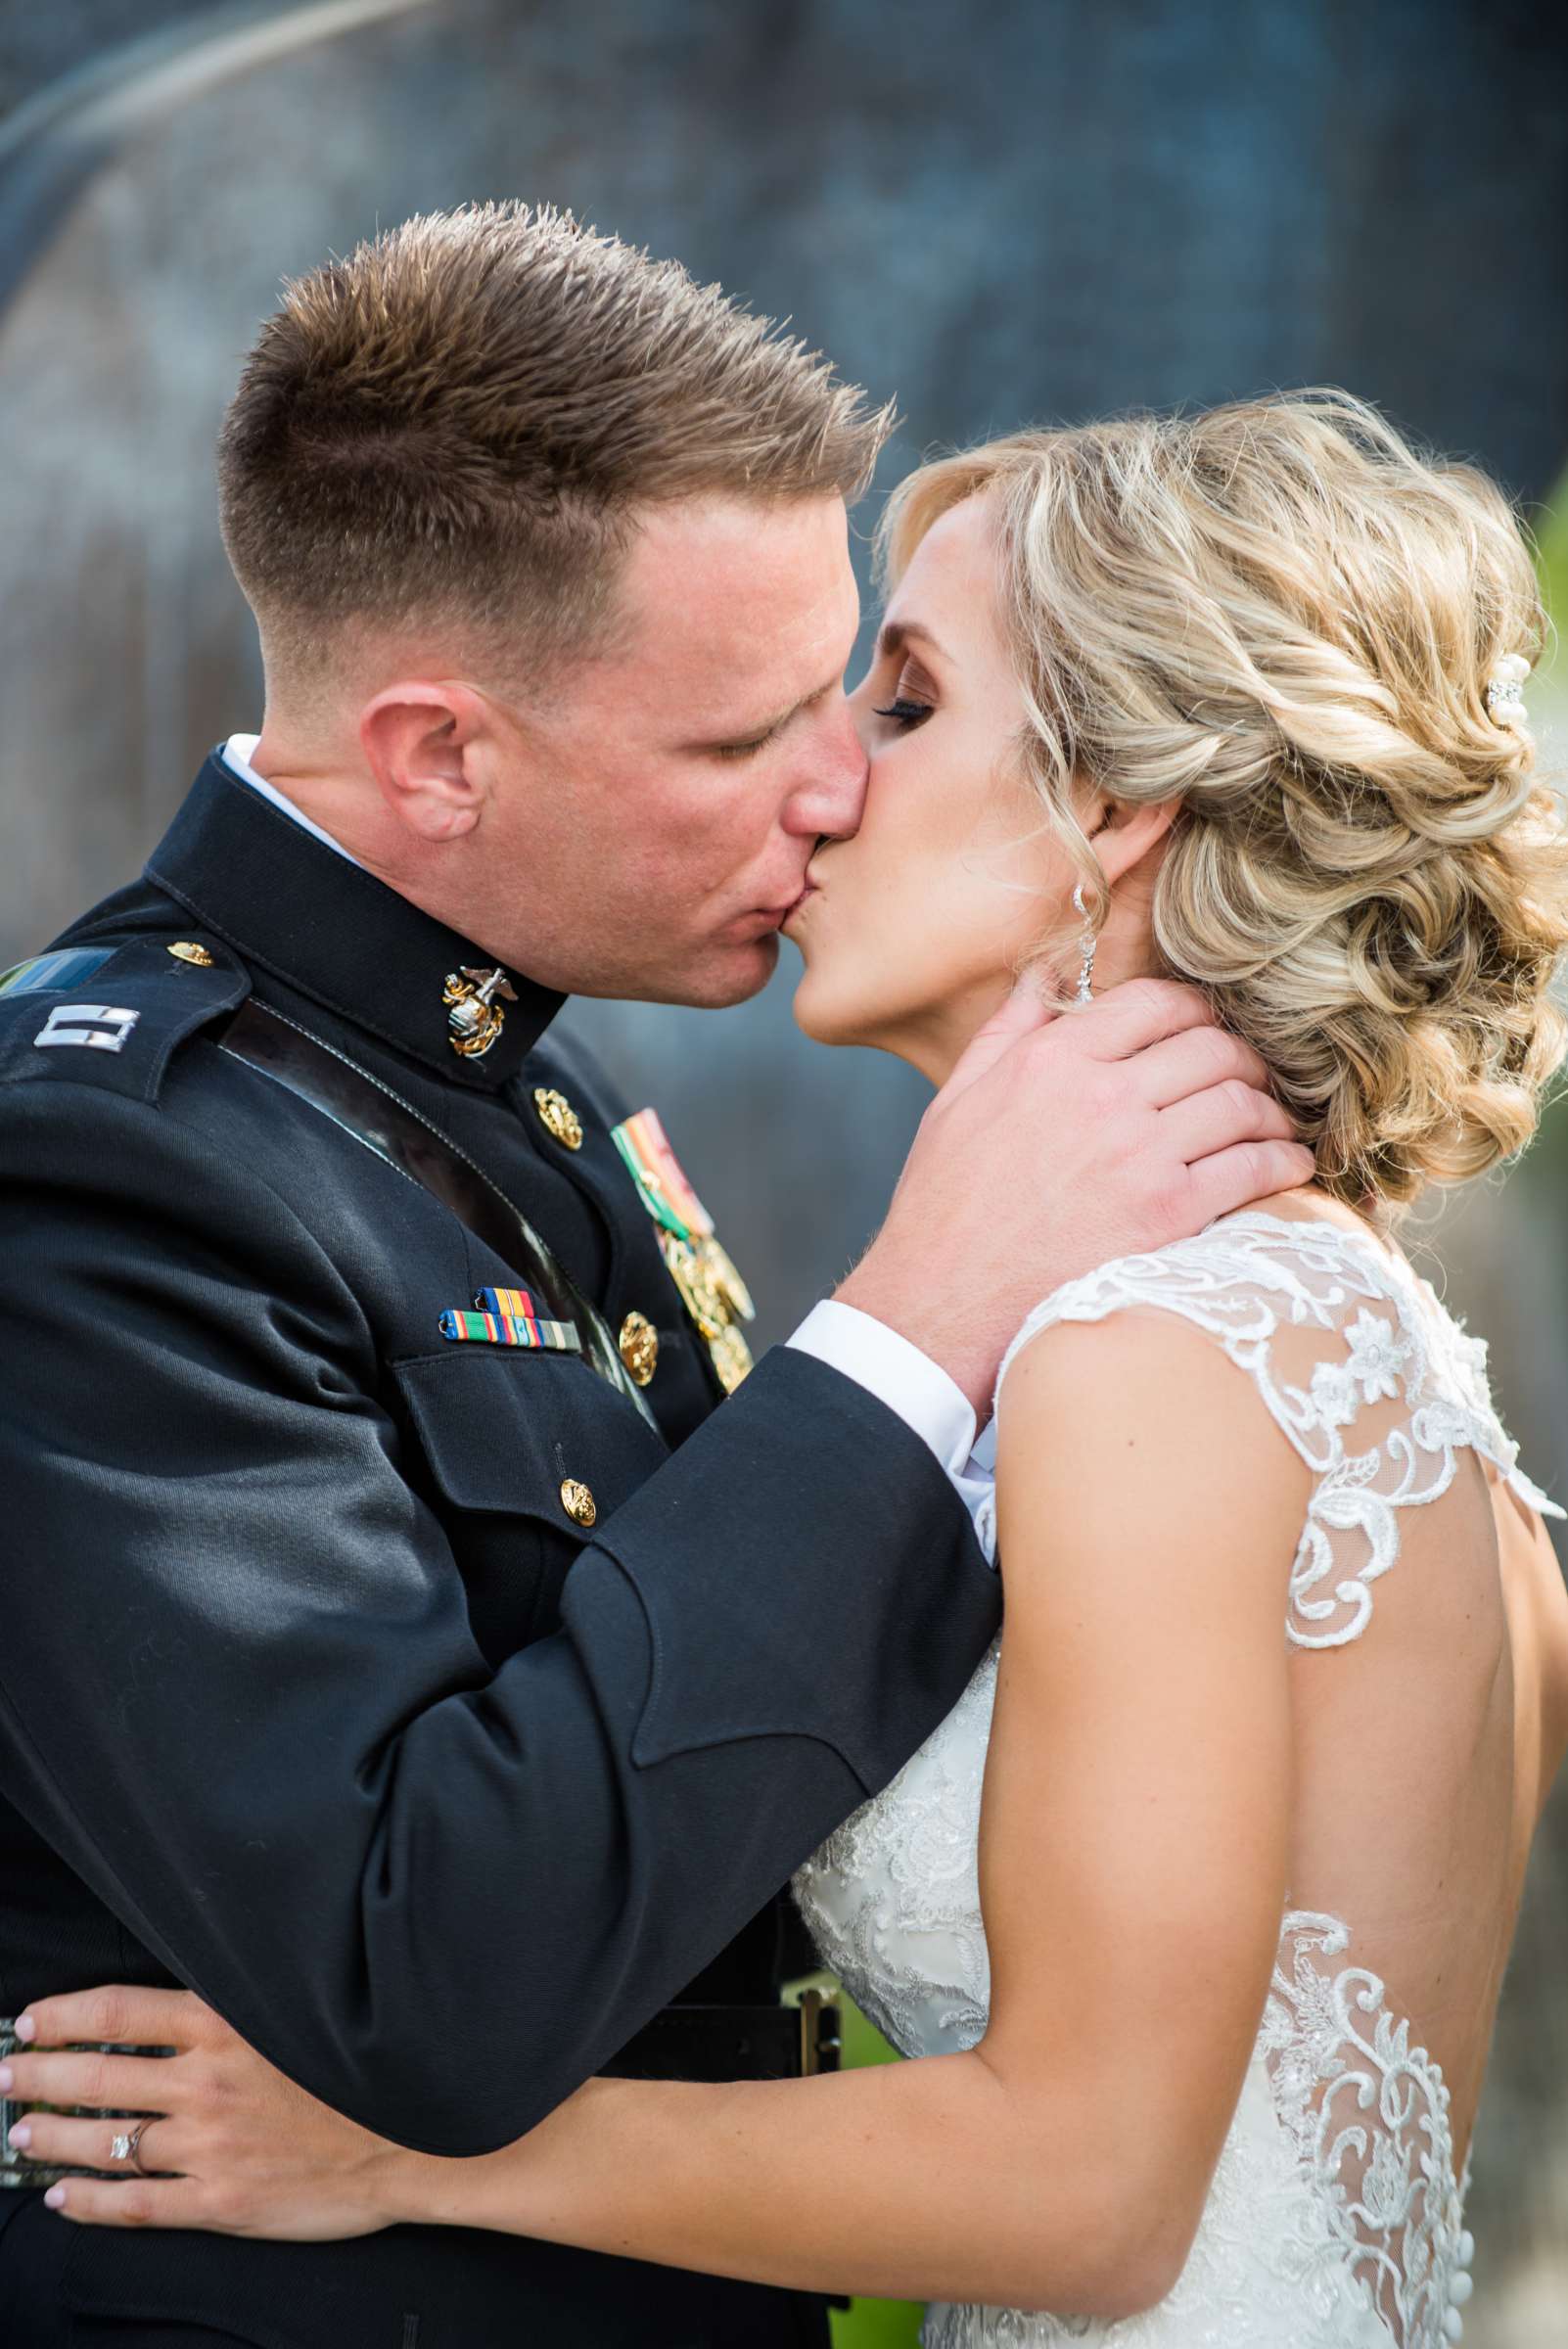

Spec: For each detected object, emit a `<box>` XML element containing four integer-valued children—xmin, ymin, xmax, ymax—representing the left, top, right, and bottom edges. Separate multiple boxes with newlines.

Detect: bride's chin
<box><xmin>790</xmin><ymin>965</ymin><xmax>876</xmax><ymax>1051</ymax></box>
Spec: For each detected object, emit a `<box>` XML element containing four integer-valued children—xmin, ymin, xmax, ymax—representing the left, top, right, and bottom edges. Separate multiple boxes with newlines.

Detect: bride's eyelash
<box><xmin>872</xmin><ymin>697</ymin><xmax>934</xmax><ymax>731</ymax></box>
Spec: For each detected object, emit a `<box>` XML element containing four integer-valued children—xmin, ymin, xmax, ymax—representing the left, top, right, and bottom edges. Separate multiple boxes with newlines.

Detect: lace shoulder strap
<box><xmin>992</xmin><ymin>1212</ymin><xmax>1563</xmax><ymax>1650</ymax></box>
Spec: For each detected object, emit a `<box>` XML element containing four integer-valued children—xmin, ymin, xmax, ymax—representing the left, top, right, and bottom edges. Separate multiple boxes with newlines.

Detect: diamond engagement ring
<box><xmin>111</xmin><ymin>2122</ymin><xmax>150</xmax><ymax>2172</ymax></box>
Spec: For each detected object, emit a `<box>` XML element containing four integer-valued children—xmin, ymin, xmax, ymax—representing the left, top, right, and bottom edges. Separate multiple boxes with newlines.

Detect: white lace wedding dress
<box><xmin>793</xmin><ymin>1212</ymin><xmax>1564</xmax><ymax>2349</ymax></box>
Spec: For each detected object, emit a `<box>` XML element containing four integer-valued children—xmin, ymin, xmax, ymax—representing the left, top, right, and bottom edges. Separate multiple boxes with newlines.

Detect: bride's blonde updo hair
<box><xmin>880</xmin><ymin>390</ymin><xmax>1568</xmax><ymax>1212</ymax></box>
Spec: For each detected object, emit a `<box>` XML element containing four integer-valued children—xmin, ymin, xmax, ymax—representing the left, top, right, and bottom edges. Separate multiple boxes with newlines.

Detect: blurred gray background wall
<box><xmin>2</xmin><ymin>3</ymin><xmax>1567</xmax><ymax>2340</ymax></box>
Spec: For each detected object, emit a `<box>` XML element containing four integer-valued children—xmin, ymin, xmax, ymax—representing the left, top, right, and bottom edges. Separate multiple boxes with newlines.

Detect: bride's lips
<box><xmin>781</xmin><ymin>852</ymin><xmax>831</xmax><ymax>929</ymax></box>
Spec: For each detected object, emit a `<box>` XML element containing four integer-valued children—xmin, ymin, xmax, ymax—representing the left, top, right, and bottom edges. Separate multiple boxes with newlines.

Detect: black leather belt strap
<box><xmin>602</xmin><ymin>1994</ymin><xmax>842</xmax><ymax>2085</ymax></box>
<box><xmin>219</xmin><ymin>997</ymin><xmax>656</xmax><ymax>1425</ymax></box>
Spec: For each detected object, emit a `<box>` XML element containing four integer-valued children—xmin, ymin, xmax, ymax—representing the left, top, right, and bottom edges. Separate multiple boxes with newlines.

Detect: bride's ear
<box><xmin>1089</xmin><ymin>797</ymin><xmax>1179</xmax><ymax>890</ymax></box>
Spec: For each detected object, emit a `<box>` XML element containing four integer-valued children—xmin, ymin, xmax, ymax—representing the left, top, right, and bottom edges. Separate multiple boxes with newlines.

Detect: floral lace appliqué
<box><xmin>992</xmin><ymin>1214</ymin><xmax>1564</xmax><ymax>1649</ymax></box>
<box><xmin>1262</xmin><ymin>1914</ymin><xmax>1473</xmax><ymax>2349</ymax></box>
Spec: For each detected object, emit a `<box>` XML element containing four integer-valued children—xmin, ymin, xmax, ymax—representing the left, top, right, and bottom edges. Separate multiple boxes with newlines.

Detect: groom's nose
<box><xmin>780</xmin><ymin>700</ymin><xmax>869</xmax><ymax>843</ymax></box>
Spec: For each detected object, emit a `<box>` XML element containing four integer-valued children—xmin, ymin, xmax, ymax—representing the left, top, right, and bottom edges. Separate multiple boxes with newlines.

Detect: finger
<box><xmin>1124</xmin><ymin>1024</ymin><xmax>1273</xmax><ymax>1111</ymax></box>
<box><xmin>1070</xmin><ymin>977</ymin><xmax>1220</xmax><ymax>1062</ymax></box>
<box><xmin>0</xmin><ymin>2048</ymin><xmax>179</xmax><ymax>2114</ymax></box>
<box><xmin>9</xmin><ymin>2111</ymin><xmax>179</xmax><ymax>2177</ymax></box>
<box><xmin>1158</xmin><ymin>1083</ymin><xmax>1298</xmax><ymax>1166</ymax></box>
<box><xmin>16</xmin><ymin>1985</ymin><xmax>201</xmax><ymax>2053</ymax></box>
<box><xmin>1185</xmin><ymin>1139</ymin><xmax>1316</xmax><ymax>1227</ymax></box>
<box><xmin>941</xmin><ymin>977</ymin><xmax>1054</xmax><ymax>1099</ymax></box>
<box><xmin>44</xmin><ymin>2174</ymin><xmax>209</xmax><ymax>2232</ymax></box>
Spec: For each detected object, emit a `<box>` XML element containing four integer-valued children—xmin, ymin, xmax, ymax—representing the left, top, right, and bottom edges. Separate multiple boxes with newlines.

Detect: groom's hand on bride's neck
<box><xmin>837</xmin><ymin>975</ymin><xmax>1314</xmax><ymax>1418</ymax></box>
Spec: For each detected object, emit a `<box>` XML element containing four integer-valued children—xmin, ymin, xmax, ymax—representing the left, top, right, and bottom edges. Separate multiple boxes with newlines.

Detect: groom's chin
<box><xmin>644</xmin><ymin>931</ymin><xmax>782</xmax><ymax>1011</ymax></box>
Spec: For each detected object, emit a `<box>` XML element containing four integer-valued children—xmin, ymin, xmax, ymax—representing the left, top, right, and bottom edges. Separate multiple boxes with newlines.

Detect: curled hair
<box><xmin>881</xmin><ymin>392</ymin><xmax>1568</xmax><ymax>1211</ymax></box>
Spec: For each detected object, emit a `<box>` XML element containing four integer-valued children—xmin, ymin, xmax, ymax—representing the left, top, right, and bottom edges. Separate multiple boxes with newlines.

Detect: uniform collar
<box><xmin>145</xmin><ymin>753</ymin><xmax>565</xmax><ymax>1088</ymax></box>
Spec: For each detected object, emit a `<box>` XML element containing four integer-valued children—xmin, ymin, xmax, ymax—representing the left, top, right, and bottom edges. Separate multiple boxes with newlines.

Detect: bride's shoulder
<box><xmin>990</xmin><ymin>1255</ymin><xmax>1313</xmax><ymax>1587</ymax></box>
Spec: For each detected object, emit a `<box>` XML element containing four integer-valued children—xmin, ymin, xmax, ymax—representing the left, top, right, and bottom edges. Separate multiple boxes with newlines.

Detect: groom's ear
<box><xmin>359</xmin><ymin>682</ymin><xmax>496</xmax><ymax>844</ymax></box>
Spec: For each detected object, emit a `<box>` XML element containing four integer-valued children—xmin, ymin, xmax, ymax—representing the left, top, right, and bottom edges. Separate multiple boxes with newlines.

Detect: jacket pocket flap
<box><xmin>391</xmin><ymin>1349</ymin><xmax>668</xmax><ymax>1522</ymax></box>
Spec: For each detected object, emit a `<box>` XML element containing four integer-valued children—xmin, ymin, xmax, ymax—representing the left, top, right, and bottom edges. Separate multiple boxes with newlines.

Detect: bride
<box><xmin>12</xmin><ymin>391</ymin><xmax>1568</xmax><ymax>2347</ymax></box>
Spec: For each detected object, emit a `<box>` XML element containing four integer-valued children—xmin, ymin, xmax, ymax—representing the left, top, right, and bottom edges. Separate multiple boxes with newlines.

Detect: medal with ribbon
<box><xmin>612</xmin><ymin>1108</ymin><xmax>756</xmax><ymax>1393</ymax></box>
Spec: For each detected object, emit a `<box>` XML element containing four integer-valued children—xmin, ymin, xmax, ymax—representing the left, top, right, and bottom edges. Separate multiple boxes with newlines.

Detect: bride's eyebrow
<box><xmin>878</xmin><ymin>618</ymin><xmax>949</xmax><ymax>668</ymax></box>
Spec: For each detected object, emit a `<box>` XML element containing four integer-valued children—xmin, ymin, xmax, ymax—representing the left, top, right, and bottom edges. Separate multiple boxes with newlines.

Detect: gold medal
<box><xmin>699</xmin><ymin>1234</ymin><xmax>755</xmax><ymax>1326</ymax></box>
<box><xmin>658</xmin><ymin>1232</ymin><xmax>728</xmax><ymax>1341</ymax></box>
<box><xmin>614</xmin><ymin>1108</ymin><xmax>757</xmax><ymax>1391</ymax></box>
<box><xmin>706</xmin><ymin>1322</ymin><xmax>755</xmax><ymax>1396</ymax></box>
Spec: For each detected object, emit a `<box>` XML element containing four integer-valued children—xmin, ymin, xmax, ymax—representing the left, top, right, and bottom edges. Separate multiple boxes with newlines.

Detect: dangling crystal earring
<box><xmin>1072</xmin><ymin>882</ymin><xmax>1097</xmax><ymax>1004</ymax></box>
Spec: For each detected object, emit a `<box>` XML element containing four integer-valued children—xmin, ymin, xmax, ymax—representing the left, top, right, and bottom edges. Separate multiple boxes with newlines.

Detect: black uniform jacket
<box><xmin>0</xmin><ymin>756</ymin><xmax>999</xmax><ymax>2346</ymax></box>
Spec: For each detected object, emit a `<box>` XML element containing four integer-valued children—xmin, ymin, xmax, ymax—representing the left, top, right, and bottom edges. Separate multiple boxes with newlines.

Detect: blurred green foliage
<box><xmin>1535</xmin><ymin>468</ymin><xmax>1568</xmax><ymax>622</ymax></box>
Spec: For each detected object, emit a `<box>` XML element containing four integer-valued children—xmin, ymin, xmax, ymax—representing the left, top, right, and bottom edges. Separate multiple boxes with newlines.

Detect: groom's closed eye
<box><xmin>712</xmin><ymin>719</ymin><xmax>790</xmax><ymax>762</ymax></box>
<box><xmin>698</xmin><ymin>678</ymin><xmax>842</xmax><ymax>762</ymax></box>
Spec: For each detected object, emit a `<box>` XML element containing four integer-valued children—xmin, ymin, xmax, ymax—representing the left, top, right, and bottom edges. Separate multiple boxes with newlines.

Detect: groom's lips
<box><xmin>731</xmin><ymin>897</ymin><xmax>807</xmax><ymax>938</ymax></box>
<box><xmin>751</xmin><ymin>882</ymin><xmax>808</xmax><ymax>925</ymax></box>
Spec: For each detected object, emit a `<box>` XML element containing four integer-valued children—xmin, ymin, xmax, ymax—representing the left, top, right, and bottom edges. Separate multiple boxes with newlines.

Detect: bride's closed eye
<box><xmin>872</xmin><ymin>696</ymin><xmax>935</xmax><ymax>731</ymax></box>
<box><xmin>873</xmin><ymin>657</ymin><xmax>938</xmax><ymax>731</ymax></box>
<box><xmin>867</xmin><ymin>616</ymin><xmax>945</xmax><ymax>733</ymax></box>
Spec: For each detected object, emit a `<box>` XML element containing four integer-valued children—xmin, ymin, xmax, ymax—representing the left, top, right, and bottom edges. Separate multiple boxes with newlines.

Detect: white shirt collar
<box><xmin>220</xmin><ymin>733</ymin><xmax>362</xmax><ymax>868</ymax></box>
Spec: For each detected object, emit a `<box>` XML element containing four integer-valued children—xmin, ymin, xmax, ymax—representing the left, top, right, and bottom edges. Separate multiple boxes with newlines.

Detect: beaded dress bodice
<box><xmin>793</xmin><ymin>1214</ymin><xmax>1563</xmax><ymax>2349</ymax></box>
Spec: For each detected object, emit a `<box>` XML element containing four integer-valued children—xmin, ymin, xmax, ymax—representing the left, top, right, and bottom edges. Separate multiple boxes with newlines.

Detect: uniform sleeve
<box><xmin>0</xmin><ymin>1082</ymin><xmax>998</xmax><ymax>2155</ymax></box>
<box><xmin>788</xmin><ymin>1298</ymin><xmax>980</xmax><ymax>1477</ymax></box>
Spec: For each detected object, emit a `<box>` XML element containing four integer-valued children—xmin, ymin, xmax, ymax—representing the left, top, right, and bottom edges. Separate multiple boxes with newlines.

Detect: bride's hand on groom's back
<box><xmin>2</xmin><ymin>1985</ymin><xmax>399</xmax><ymax>2238</ymax></box>
<box><xmin>838</xmin><ymin>976</ymin><xmax>1313</xmax><ymax>1415</ymax></box>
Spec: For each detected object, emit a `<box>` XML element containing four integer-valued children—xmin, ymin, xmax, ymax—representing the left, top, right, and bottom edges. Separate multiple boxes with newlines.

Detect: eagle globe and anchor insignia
<box><xmin>443</xmin><ymin>965</ymin><xmax>519</xmax><ymax>1058</ymax></box>
<box><xmin>612</xmin><ymin>1108</ymin><xmax>757</xmax><ymax>1394</ymax></box>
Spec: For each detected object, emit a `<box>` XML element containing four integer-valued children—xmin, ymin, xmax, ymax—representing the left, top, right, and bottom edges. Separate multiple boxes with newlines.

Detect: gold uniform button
<box><xmin>560</xmin><ymin>1478</ymin><xmax>597</xmax><ymax>1529</ymax></box>
<box><xmin>618</xmin><ymin>1311</ymin><xmax>659</xmax><ymax>1386</ymax></box>
<box><xmin>167</xmin><ymin>941</ymin><xmax>214</xmax><ymax>967</ymax></box>
<box><xmin>533</xmin><ymin>1087</ymin><xmax>584</xmax><ymax>1150</ymax></box>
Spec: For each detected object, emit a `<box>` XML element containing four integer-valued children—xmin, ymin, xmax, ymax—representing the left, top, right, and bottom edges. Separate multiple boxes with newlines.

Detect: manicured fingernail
<box><xmin>0</xmin><ymin>2066</ymin><xmax>13</xmax><ymax>2092</ymax></box>
<box><xmin>15</xmin><ymin>2014</ymin><xmax>35</xmax><ymax>2042</ymax></box>
<box><xmin>8</xmin><ymin>2121</ymin><xmax>30</xmax><ymax>2148</ymax></box>
<box><xmin>44</xmin><ymin>2185</ymin><xmax>65</xmax><ymax>2211</ymax></box>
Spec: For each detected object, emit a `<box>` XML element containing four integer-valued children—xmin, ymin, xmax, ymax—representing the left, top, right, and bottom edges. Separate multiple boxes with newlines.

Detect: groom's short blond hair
<box><xmin>218</xmin><ymin>203</ymin><xmax>891</xmax><ymax>687</ymax></box>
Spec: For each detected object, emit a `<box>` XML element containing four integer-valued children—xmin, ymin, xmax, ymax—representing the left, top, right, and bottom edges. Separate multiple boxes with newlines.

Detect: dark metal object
<box><xmin>0</xmin><ymin>0</ymin><xmax>433</xmax><ymax>314</ymax></box>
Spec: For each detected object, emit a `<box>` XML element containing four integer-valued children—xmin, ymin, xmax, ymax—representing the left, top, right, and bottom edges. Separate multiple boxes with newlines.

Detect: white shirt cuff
<box><xmin>787</xmin><ymin>1300</ymin><xmax>980</xmax><ymax>1482</ymax></box>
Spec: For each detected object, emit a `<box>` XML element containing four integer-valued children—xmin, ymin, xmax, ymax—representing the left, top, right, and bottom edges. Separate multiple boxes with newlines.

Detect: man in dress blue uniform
<box><xmin>0</xmin><ymin>206</ymin><xmax>1309</xmax><ymax>2347</ymax></box>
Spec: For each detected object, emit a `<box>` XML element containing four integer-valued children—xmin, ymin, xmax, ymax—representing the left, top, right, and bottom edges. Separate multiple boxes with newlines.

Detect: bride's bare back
<box><xmin>794</xmin><ymin>1197</ymin><xmax>1568</xmax><ymax>2348</ymax></box>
